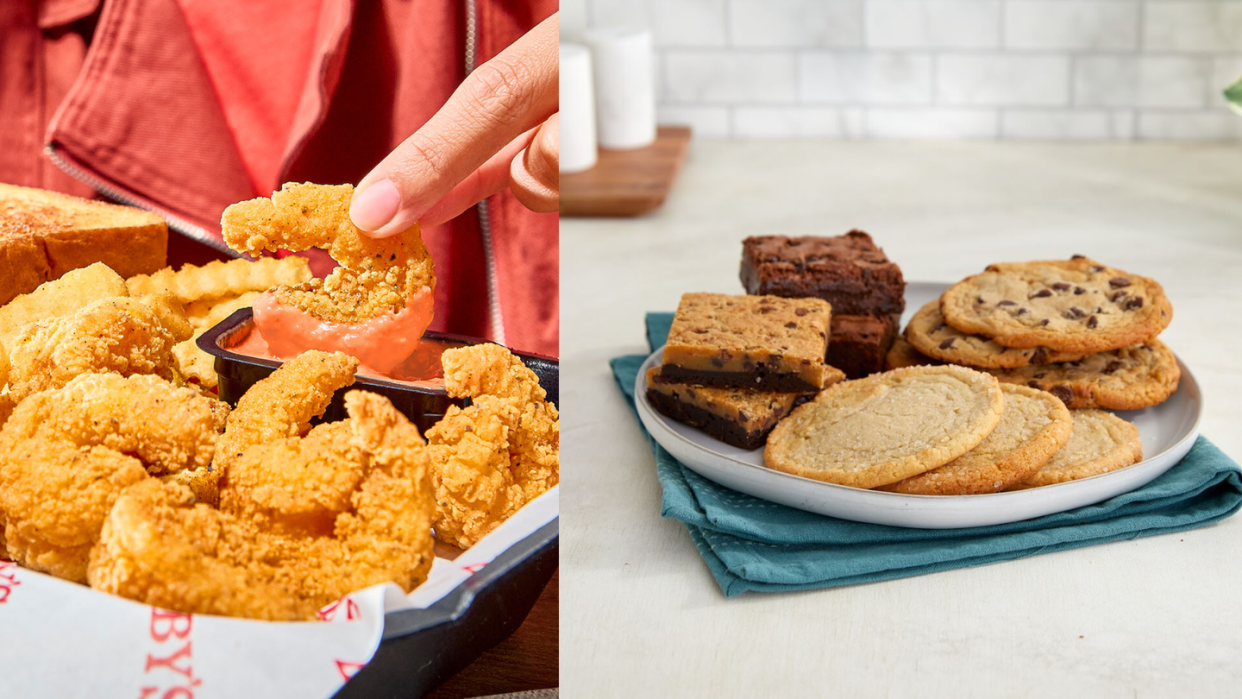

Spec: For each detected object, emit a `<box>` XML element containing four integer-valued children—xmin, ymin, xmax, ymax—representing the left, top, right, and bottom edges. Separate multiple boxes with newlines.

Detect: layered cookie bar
<box><xmin>740</xmin><ymin>231</ymin><xmax>905</xmax><ymax>317</ymax></box>
<box><xmin>661</xmin><ymin>292</ymin><xmax>832</xmax><ymax>392</ymax></box>
<box><xmin>645</xmin><ymin>367</ymin><xmax>824</xmax><ymax>450</ymax></box>
<box><xmin>828</xmin><ymin>313</ymin><xmax>898</xmax><ymax>379</ymax></box>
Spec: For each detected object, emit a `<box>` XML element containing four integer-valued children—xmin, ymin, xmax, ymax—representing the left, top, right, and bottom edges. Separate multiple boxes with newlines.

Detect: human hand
<box><xmin>349</xmin><ymin>13</ymin><xmax>559</xmax><ymax>237</ymax></box>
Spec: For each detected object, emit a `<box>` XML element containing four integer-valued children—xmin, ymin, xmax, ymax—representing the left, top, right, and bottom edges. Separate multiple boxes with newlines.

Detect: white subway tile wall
<box><xmin>571</xmin><ymin>0</ymin><xmax>1242</xmax><ymax>140</ymax></box>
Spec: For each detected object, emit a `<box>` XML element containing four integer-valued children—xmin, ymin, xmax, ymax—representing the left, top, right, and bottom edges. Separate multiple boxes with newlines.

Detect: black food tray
<box><xmin>198</xmin><ymin>309</ymin><xmax>559</xmax><ymax>431</ymax></box>
<box><xmin>197</xmin><ymin>310</ymin><xmax>560</xmax><ymax>697</ymax></box>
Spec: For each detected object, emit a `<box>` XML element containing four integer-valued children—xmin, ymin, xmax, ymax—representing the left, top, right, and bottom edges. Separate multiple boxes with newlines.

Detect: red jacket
<box><xmin>0</xmin><ymin>0</ymin><xmax>558</xmax><ymax>357</ymax></box>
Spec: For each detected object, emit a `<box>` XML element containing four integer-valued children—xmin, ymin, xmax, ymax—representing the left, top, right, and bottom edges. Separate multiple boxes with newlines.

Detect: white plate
<box><xmin>635</xmin><ymin>282</ymin><xmax>1203</xmax><ymax>529</ymax></box>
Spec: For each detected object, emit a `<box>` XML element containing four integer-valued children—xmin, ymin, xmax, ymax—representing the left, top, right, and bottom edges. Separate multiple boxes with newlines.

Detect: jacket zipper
<box><xmin>44</xmin><ymin>143</ymin><xmax>239</xmax><ymax>258</ymax></box>
<box><xmin>465</xmin><ymin>0</ymin><xmax>507</xmax><ymax>346</ymax></box>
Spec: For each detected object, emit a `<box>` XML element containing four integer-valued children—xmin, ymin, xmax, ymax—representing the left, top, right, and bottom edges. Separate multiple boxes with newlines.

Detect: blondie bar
<box><xmin>661</xmin><ymin>292</ymin><xmax>833</xmax><ymax>392</ymax></box>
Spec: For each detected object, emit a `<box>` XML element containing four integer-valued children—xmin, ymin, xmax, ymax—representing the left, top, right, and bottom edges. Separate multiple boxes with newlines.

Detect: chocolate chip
<box><xmin>932</xmin><ymin>322</ymin><xmax>947</xmax><ymax>333</ymax></box>
<box><xmin>1125</xmin><ymin>296</ymin><xmax>1144</xmax><ymax>310</ymax></box>
<box><xmin>939</xmin><ymin>338</ymin><xmax>956</xmax><ymax>350</ymax></box>
<box><xmin>711</xmin><ymin>357</ymin><xmax>723</xmax><ymax>368</ymax></box>
<box><xmin>759</xmin><ymin>307</ymin><xmax>774</xmax><ymax>314</ymax></box>
<box><xmin>794</xmin><ymin>308</ymin><xmax>809</xmax><ymax>316</ymax></box>
<box><xmin>1033</xmin><ymin>372</ymin><xmax>1047</xmax><ymax>379</ymax></box>
<box><xmin>1016</xmin><ymin>308</ymin><xmax>1028</xmax><ymax>316</ymax></box>
<box><xmin>785</xmin><ymin>322</ymin><xmax>797</xmax><ymax>329</ymax></box>
<box><xmin>1074</xmin><ymin>286</ymin><xmax>1086</xmax><ymax>295</ymax></box>
<box><xmin>1027</xmin><ymin>380</ymin><xmax>1042</xmax><ymax>389</ymax></box>
<box><xmin>1103</xmin><ymin>360</ymin><xmax>1123</xmax><ymax>374</ymax></box>
<box><xmin>1087</xmin><ymin>315</ymin><xmax>1098</xmax><ymax>329</ymax></box>
<box><xmin>770</xmin><ymin>353</ymin><xmax>784</xmax><ymax>363</ymax></box>
<box><xmin>997</xmin><ymin>300</ymin><xmax>1017</xmax><ymax>307</ymax></box>
<box><xmin>975</xmin><ymin>296</ymin><xmax>985</xmax><ymax>304</ymax></box>
<box><xmin>1091</xmin><ymin>265</ymin><xmax>1105</xmax><ymax>272</ymax></box>
<box><xmin>1064</xmin><ymin>307</ymin><xmax>1085</xmax><ymax>319</ymax></box>
<box><xmin>694</xmin><ymin>329</ymin><xmax>708</xmax><ymax>334</ymax></box>
<box><xmin>1052</xmin><ymin>282</ymin><xmax>1071</xmax><ymax>291</ymax></box>
<box><xmin>1030</xmin><ymin>348</ymin><xmax>1048</xmax><ymax>364</ymax></box>
<box><xmin>743</xmin><ymin>358</ymin><xmax>756</xmax><ymax>371</ymax></box>
<box><xmin>1111</xmin><ymin>290</ymin><xmax>1128</xmax><ymax>302</ymax></box>
<box><xmin>1109</xmin><ymin>277</ymin><xmax>1132</xmax><ymax>288</ymax></box>
<box><xmin>1049</xmin><ymin>385</ymin><xmax>1073</xmax><ymax>405</ymax></box>
<box><xmin>1071</xmin><ymin>254</ymin><xmax>1087</xmax><ymax>260</ymax></box>
<box><xmin>738</xmin><ymin>410</ymin><xmax>749</xmax><ymax>424</ymax></box>
<box><xmin>1040</xmin><ymin>319</ymin><xmax>1051</xmax><ymax>326</ymax></box>
<box><xmin>1030</xmin><ymin>289</ymin><xmax>1053</xmax><ymax>299</ymax></box>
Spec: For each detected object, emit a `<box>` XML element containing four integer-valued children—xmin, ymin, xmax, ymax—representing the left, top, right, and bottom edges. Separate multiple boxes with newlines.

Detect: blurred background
<box><xmin>561</xmin><ymin>0</ymin><xmax>1241</xmax><ymax>141</ymax></box>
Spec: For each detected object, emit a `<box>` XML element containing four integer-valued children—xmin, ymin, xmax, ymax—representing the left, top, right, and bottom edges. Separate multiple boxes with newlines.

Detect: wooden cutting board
<box><xmin>561</xmin><ymin>126</ymin><xmax>692</xmax><ymax>217</ymax></box>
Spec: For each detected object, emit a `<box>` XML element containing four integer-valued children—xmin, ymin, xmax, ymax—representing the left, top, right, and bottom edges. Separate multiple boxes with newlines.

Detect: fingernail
<box><xmin>350</xmin><ymin>179</ymin><xmax>401</xmax><ymax>231</ymax></box>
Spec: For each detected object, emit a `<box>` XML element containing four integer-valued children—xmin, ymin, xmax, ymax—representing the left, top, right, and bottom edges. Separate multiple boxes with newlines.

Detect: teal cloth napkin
<box><xmin>612</xmin><ymin>312</ymin><xmax>1242</xmax><ymax>596</ymax></box>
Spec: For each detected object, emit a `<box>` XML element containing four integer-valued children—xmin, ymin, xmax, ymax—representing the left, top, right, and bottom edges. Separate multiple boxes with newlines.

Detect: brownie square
<box><xmin>740</xmin><ymin>231</ymin><xmax>905</xmax><ymax>317</ymax></box>
<box><xmin>828</xmin><ymin>313</ymin><xmax>899</xmax><ymax>379</ymax></box>
<box><xmin>645</xmin><ymin>367</ymin><xmax>816</xmax><ymax>450</ymax></box>
<box><xmin>661</xmin><ymin>293</ymin><xmax>833</xmax><ymax>392</ymax></box>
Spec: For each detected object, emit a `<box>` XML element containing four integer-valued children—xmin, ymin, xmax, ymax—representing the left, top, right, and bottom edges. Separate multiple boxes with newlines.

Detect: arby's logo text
<box><xmin>0</xmin><ymin>561</ymin><xmax>20</xmax><ymax>604</ymax></box>
<box><xmin>140</xmin><ymin>609</ymin><xmax>199</xmax><ymax>699</ymax></box>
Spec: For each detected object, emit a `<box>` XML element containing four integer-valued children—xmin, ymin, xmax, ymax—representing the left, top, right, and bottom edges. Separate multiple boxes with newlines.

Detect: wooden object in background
<box><xmin>561</xmin><ymin>126</ymin><xmax>691</xmax><ymax>217</ymax></box>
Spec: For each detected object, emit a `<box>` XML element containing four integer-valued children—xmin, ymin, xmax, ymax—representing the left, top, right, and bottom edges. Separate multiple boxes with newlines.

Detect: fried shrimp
<box><xmin>212</xmin><ymin>350</ymin><xmax>359</xmax><ymax>475</ymax></box>
<box><xmin>221</xmin><ymin>183</ymin><xmax>435</xmax><ymax>323</ymax></box>
<box><xmin>426</xmin><ymin>344</ymin><xmax>559</xmax><ymax>548</ymax></box>
<box><xmin>6</xmin><ymin>295</ymin><xmax>192</xmax><ymax>403</ymax></box>
<box><xmin>0</xmin><ymin>373</ymin><xmax>229</xmax><ymax>582</ymax></box>
<box><xmin>90</xmin><ymin>391</ymin><xmax>436</xmax><ymax>621</ymax></box>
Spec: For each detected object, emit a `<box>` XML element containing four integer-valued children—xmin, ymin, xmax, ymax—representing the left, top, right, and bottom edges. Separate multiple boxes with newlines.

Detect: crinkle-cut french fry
<box><xmin>126</xmin><ymin>257</ymin><xmax>312</xmax><ymax>304</ymax></box>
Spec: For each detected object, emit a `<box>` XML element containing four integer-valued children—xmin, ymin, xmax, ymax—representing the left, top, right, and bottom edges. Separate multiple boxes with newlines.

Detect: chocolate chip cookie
<box><xmin>880</xmin><ymin>384</ymin><xmax>1073</xmax><ymax>495</ymax></box>
<box><xmin>887</xmin><ymin>335</ymin><xmax>1179</xmax><ymax>411</ymax></box>
<box><xmin>906</xmin><ymin>300</ymin><xmax>1085</xmax><ymax>369</ymax></box>
<box><xmin>1010</xmin><ymin>409</ymin><xmax>1142</xmax><ymax>489</ymax></box>
<box><xmin>940</xmin><ymin>256</ymin><xmax>1173</xmax><ymax>354</ymax></box>
<box><xmin>987</xmin><ymin>339</ymin><xmax>1180</xmax><ymax>411</ymax></box>
<box><xmin>764</xmin><ymin>365</ymin><xmax>1004</xmax><ymax>489</ymax></box>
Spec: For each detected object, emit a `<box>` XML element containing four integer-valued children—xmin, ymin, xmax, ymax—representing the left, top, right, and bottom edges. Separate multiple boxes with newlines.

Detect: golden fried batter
<box><xmin>6</xmin><ymin>295</ymin><xmax>192</xmax><ymax>403</ymax></box>
<box><xmin>221</xmin><ymin>183</ymin><xmax>435</xmax><ymax>323</ymax></box>
<box><xmin>0</xmin><ymin>339</ymin><xmax>9</xmax><ymax>389</ymax></box>
<box><xmin>212</xmin><ymin>350</ymin><xmax>359</xmax><ymax>474</ymax></box>
<box><xmin>426</xmin><ymin>345</ymin><xmax>559</xmax><ymax>548</ymax></box>
<box><xmin>0</xmin><ymin>373</ymin><xmax>229</xmax><ymax>582</ymax></box>
<box><xmin>90</xmin><ymin>391</ymin><xmax>435</xmax><ymax>621</ymax></box>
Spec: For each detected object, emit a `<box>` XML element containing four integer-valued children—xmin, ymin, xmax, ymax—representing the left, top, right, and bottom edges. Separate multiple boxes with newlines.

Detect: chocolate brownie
<box><xmin>661</xmin><ymin>292</ymin><xmax>833</xmax><ymax>392</ymax></box>
<box><xmin>828</xmin><ymin>313</ymin><xmax>898</xmax><ymax>379</ymax></box>
<box><xmin>645</xmin><ymin>367</ymin><xmax>827</xmax><ymax>450</ymax></box>
<box><xmin>740</xmin><ymin>231</ymin><xmax>905</xmax><ymax>317</ymax></box>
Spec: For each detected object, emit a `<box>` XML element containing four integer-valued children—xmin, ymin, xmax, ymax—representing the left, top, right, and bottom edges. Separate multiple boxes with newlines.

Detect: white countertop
<box><xmin>560</xmin><ymin>141</ymin><xmax>1242</xmax><ymax>697</ymax></box>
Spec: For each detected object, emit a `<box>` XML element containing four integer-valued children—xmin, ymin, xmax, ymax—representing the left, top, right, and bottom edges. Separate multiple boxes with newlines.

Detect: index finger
<box><xmin>351</xmin><ymin>13</ymin><xmax>559</xmax><ymax>236</ymax></box>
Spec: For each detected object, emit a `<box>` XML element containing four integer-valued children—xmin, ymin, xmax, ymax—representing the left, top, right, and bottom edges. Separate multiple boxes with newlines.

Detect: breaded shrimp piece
<box><xmin>90</xmin><ymin>391</ymin><xmax>435</xmax><ymax>621</ymax></box>
<box><xmin>0</xmin><ymin>373</ymin><xmax>229</xmax><ymax>582</ymax></box>
<box><xmin>212</xmin><ymin>350</ymin><xmax>359</xmax><ymax>474</ymax></box>
<box><xmin>426</xmin><ymin>344</ymin><xmax>559</xmax><ymax>548</ymax></box>
<box><xmin>6</xmin><ymin>295</ymin><xmax>191</xmax><ymax>403</ymax></box>
<box><xmin>221</xmin><ymin>183</ymin><xmax>435</xmax><ymax>323</ymax></box>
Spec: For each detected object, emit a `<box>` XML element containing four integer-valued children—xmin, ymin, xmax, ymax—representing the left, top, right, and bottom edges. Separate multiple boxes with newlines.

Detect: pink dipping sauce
<box><xmin>236</xmin><ymin>287</ymin><xmax>459</xmax><ymax>387</ymax></box>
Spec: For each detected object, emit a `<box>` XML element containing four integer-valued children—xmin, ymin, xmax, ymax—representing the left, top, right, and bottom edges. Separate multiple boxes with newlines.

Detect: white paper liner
<box><xmin>0</xmin><ymin>486</ymin><xmax>557</xmax><ymax>698</ymax></box>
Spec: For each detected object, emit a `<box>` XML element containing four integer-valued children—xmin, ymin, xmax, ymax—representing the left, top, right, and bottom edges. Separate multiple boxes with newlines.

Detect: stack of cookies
<box><xmin>647</xmin><ymin>293</ymin><xmax>845</xmax><ymax>449</ymax></box>
<box><xmin>741</xmin><ymin>231</ymin><xmax>905</xmax><ymax>379</ymax></box>
<box><xmin>765</xmin><ymin>364</ymin><xmax>1145</xmax><ymax>494</ymax></box>
<box><xmin>886</xmin><ymin>256</ymin><xmax>1180</xmax><ymax>412</ymax></box>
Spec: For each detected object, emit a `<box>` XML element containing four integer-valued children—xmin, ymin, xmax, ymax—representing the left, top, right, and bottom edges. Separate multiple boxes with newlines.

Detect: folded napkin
<box><xmin>612</xmin><ymin>312</ymin><xmax>1242</xmax><ymax>597</ymax></box>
